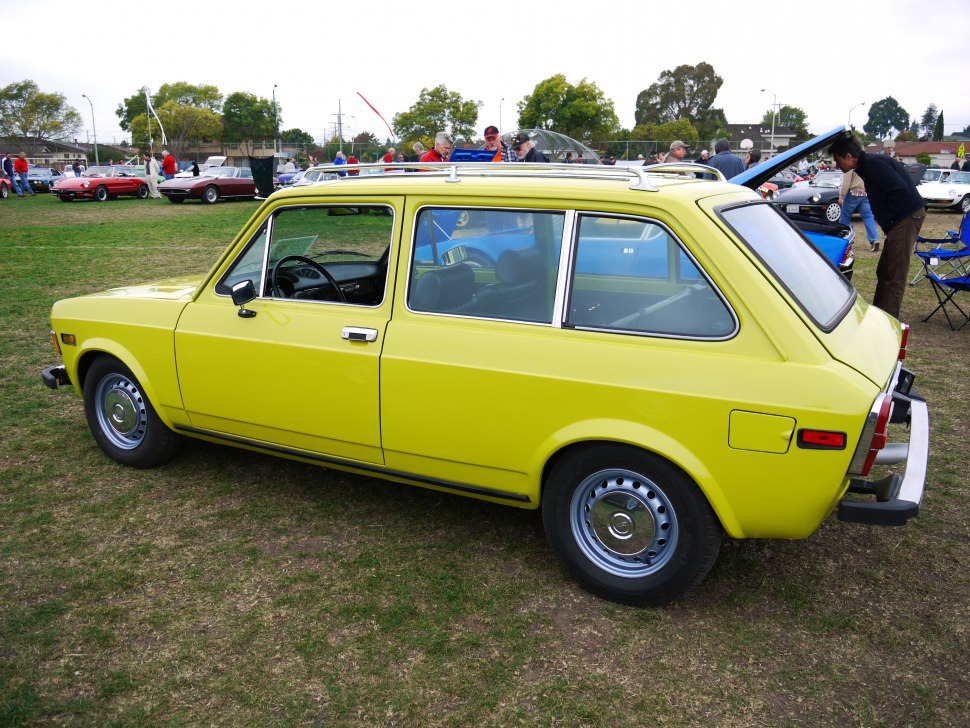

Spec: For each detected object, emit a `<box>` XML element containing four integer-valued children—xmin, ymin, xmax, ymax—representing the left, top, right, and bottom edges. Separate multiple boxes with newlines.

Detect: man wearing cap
<box><xmin>509</xmin><ymin>132</ymin><xmax>548</xmax><ymax>163</ymax></box>
<box><xmin>663</xmin><ymin>141</ymin><xmax>688</xmax><ymax>164</ymax></box>
<box><xmin>481</xmin><ymin>125</ymin><xmax>515</xmax><ymax>162</ymax></box>
<box><xmin>696</xmin><ymin>149</ymin><xmax>710</xmax><ymax>164</ymax></box>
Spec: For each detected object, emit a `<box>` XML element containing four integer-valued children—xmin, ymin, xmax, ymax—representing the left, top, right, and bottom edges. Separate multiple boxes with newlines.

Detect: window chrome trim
<box><xmin>562</xmin><ymin>211</ymin><xmax>740</xmax><ymax>341</ymax></box>
<box><xmin>551</xmin><ymin>209</ymin><xmax>577</xmax><ymax>329</ymax></box>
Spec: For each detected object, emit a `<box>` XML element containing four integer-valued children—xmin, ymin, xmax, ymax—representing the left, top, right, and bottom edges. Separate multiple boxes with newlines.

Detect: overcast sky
<box><xmin>4</xmin><ymin>0</ymin><xmax>970</xmax><ymax>147</ymax></box>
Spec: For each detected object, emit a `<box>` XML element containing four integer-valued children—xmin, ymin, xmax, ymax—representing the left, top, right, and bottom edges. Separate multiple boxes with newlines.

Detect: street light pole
<box><xmin>82</xmin><ymin>94</ymin><xmax>99</xmax><ymax>166</ymax></box>
<box><xmin>761</xmin><ymin>88</ymin><xmax>776</xmax><ymax>155</ymax></box>
<box><xmin>499</xmin><ymin>97</ymin><xmax>504</xmax><ymax>131</ymax></box>
<box><xmin>272</xmin><ymin>84</ymin><xmax>279</xmax><ymax>155</ymax></box>
<box><xmin>848</xmin><ymin>101</ymin><xmax>866</xmax><ymax>129</ymax></box>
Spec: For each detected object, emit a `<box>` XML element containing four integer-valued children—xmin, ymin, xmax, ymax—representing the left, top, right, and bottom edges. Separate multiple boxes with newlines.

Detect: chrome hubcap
<box><xmin>571</xmin><ymin>468</ymin><xmax>679</xmax><ymax>578</ymax></box>
<box><xmin>95</xmin><ymin>374</ymin><xmax>147</xmax><ymax>450</ymax></box>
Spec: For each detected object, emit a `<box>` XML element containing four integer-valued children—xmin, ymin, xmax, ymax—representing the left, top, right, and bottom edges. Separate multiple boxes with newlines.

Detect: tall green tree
<box><xmin>933</xmin><ymin>111</ymin><xmax>945</xmax><ymax>141</ymax></box>
<box><xmin>920</xmin><ymin>103</ymin><xmax>938</xmax><ymax>139</ymax></box>
<box><xmin>129</xmin><ymin>101</ymin><xmax>222</xmax><ymax>159</ymax></box>
<box><xmin>281</xmin><ymin>128</ymin><xmax>315</xmax><ymax>146</ymax></box>
<box><xmin>631</xmin><ymin>118</ymin><xmax>699</xmax><ymax>146</ymax></box>
<box><xmin>635</xmin><ymin>62</ymin><xmax>724</xmax><ymax>131</ymax></box>
<box><xmin>0</xmin><ymin>80</ymin><xmax>82</xmax><ymax>143</ymax></box>
<box><xmin>516</xmin><ymin>75</ymin><xmax>619</xmax><ymax>143</ymax></box>
<box><xmin>392</xmin><ymin>85</ymin><xmax>480</xmax><ymax>144</ymax></box>
<box><xmin>116</xmin><ymin>82</ymin><xmax>223</xmax><ymax>131</ymax></box>
<box><xmin>761</xmin><ymin>105</ymin><xmax>810</xmax><ymax>142</ymax></box>
<box><xmin>863</xmin><ymin>96</ymin><xmax>909</xmax><ymax>139</ymax></box>
<box><xmin>222</xmin><ymin>91</ymin><xmax>277</xmax><ymax>155</ymax></box>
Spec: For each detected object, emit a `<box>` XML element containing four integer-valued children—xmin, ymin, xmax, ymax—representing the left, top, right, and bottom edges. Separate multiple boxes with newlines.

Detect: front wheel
<box><xmin>825</xmin><ymin>201</ymin><xmax>841</xmax><ymax>222</ymax></box>
<box><xmin>94</xmin><ymin>185</ymin><xmax>109</xmax><ymax>202</ymax></box>
<box><xmin>202</xmin><ymin>185</ymin><xmax>219</xmax><ymax>204</ymax></box>
<box><xmin>542</xmin><ymin>445</ymin><xmax>721</xmax><ymax>606</ymax></box>
<box><xmin>83</xmin><ymin>357</ymin><xmax>180</xmax><ymax>468</ymax></box>
<box><xmin>960</xmin><ymin>195</ymin><xmax>970</xmax><ymax>214</ymax></box>
<box><xmin>0</xmin><ymin>182</ymin><xmax>7</xmax><ymax>199</ymax></box>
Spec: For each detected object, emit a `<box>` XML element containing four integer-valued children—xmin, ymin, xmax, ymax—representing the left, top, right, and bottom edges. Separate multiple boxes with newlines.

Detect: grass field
<box><xmin>1</xmin><ymin>193</ymin><xmax>967</xmax><ymax>726</ymax></box>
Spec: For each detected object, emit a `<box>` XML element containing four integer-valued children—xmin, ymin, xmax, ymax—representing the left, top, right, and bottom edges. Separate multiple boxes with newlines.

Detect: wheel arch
<box><xmin>73</xmin><ymin>343</ymin><xmax>176</xmax><ymax>430</ymax></box>
<box><xmin>536</xmin><ymin>431</ymin><xmax>742</xmax><ymax>538</ymax></box>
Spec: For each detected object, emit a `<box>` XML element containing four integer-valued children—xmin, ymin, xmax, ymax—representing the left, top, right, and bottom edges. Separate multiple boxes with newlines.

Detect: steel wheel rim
<box><xmin>205</xmin><ymin>187</ymin><xmax>217</xmax><ymax>203</ymax></box>
<box><xmin>570</xmin><ymin>468</ymin><xmax>679</xmax><ymax>578</ymax></box>
<box><xmin>962</xmin><ymin>197</ymin><xmax>970</xmax><ymax>213</ymax></box>
<box><xmin>95</xmin><ymin>373</ymin><xmax>148</xmax><ymax>450</ymax></box>
<box><xmin>826</xmin><ymin>203</ymin><xmax>841</xmax><ymax>222</ymax></box>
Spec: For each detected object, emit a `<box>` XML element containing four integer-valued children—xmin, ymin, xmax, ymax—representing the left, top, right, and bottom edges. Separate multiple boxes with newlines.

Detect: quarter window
<box><xmin>408</xmin><ymin>208</ymin><xmax>564</xmax><ymax>324</ymax></box>
<box><xmin>566</xmin><ymin>214</ymin><xmax>736</xmax><ymax>338</ymax></box>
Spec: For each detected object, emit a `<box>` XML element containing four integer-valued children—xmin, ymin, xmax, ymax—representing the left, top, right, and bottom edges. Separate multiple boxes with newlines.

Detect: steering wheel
<box><xmin>270</xmin><ymin>255</ymin><xmax>347</xmax><ymax>302</ymax></box>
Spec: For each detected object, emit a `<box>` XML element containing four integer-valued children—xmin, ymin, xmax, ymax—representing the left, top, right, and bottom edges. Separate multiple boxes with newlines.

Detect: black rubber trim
<box><xmin>174</xmin><ymin>425</ymin><xmax>532</xmax><ymax>503</ymax></box>
<box><xmin>838</xmin><ymin>474</ymin><xmax>917</xmax><ymax>526</ymax></box>
<box><xmin>41</xmin><ymin>365</ymin><xmax>71</xmax><ymax>390</ymax></box>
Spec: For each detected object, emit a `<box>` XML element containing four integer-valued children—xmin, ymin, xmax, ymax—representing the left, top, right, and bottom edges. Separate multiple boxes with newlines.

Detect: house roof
<box><xmin>1</xmin><ymin>136</ymin><xmax>88</xmax><ymax>154</ymax></box>
<box><xmin>723</xmin><ymin>123</ymin><xmax>796</xmax><ymax>142</ymax></box>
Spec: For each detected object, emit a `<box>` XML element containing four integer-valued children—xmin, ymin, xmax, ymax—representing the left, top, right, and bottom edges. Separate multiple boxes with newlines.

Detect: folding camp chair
<box><xmin>911</xmin><ymin>212</ymin><xmax>970</xmax><ymax>285</ymax></box>
<box><xmin>923</xmin><ymin>273</ymin><xmax>970</xmax><ymax>330</ymax></box>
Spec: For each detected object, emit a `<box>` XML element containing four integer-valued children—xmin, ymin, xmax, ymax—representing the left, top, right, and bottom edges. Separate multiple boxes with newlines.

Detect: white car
<box><xmin>919</xmin><ymin>168</ymin><xmax>958</xmax><ymax>185</ymax></box>
<box><xmin>918</xmin><ymin>170</ymin><xmax>970</xmax><ymax>213</ymax></box>
<box><xmin>175</xmin><ymin>155</ymin><xmax>227</xmax><ymax>178</ymax></box>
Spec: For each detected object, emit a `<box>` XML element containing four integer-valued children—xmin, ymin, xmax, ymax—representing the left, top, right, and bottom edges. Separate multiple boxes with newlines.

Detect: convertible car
<box><xmin>769</xmin><ymin>170</ymin><xmax>844</xmax><ymax>223</ymax></box>
<box><xmin>917</xmin><ymin>170</ymin><xmax>970</xmax><ymax>213</ymax></box>
<box><xmin>55</xmin><ymin>166</ymin><xmax>149</xmax><ymax>202</ymax></box>
<box><xmin>159</xmin><ymin>166</ymin><xmax>257</xmax><ymax>204</ymax></box>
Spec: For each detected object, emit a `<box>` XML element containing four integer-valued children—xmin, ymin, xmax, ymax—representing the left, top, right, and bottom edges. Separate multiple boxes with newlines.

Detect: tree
<box><xmin>0</xmin><ymin>80</ymin><xmax>82</xmax><ymax>143</ymax></box>
<box><xmin>129</xmin><ymin>101</ymin><xmax>222</xmax><ymax>159</ymax></box>
<box><xmin>116</xmin><ymin>82</ymin><xmax>223</xmax><ymax>132</ymax></box>
<box><xmin>631</xmin><ymin>118</ymin><xmax>699</xmax><ymax>146</ymax></box>
<box><xmin>353</xmin><ymin>131</ymin><xmax>379</xmax><ymax>147</ymax></box>
<box><xmin>915</xmin><ymin>152</ymin><xmax>932</xmax><ymax>165</ymax></box>
<box><xmin>517</xmin><ymin>75</ymin><xmax>620</xmax><ymax>143</ymax></box>
<box><xmin>920</xmin><ymin>104</ymin><xmax>938</xmax><ymax>138</ymax></box>
<box><xmin>392</xmin><ymin>85</ymin><xmax>480</xmax><ymax>144</ymax></box>
<box><xmin>222</xmin><ymin>91</ymin><xmax>276</xmax><ymax>155</ymax></box>
<box><xmin>933</xmin><ymin>111</ymin><xmax>944</xmax><ymax>141</ymax></box>
<box><xmin>894</xmin><ymin>130</ymin><xmax>917</xmax><ymax>142</ymax></box>
<box><xmin>863</xmin><ymin>96</ymin><xmax>909</xmax><ymax>139</ymax></box>
<box><xmin>635</xmin><ymin>62</ymin><xmax>724</xmax><ymax>131</ymax></box>
<box><xmin>281</xmin><ymin>128</ymin><xmax>315</xmax><ymax>146</ymax></box>
<box><xmin>761</xmin><ymin>105</ymin><xmax>810</xmax><ymax>142</ymax></box>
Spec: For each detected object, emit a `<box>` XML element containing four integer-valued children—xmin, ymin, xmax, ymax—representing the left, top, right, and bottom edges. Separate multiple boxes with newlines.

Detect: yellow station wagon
<box><xmin>42</xmin><ymin>159</ymin><xmax>929</xmax><ymax>605</ymax></box>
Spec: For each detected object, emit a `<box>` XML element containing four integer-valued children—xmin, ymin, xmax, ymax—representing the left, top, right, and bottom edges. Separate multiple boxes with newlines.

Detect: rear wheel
<box><xmin>542</xmin><ymin>445</ymin><xmax>721</xmax><ymax>606</ymax></box>
<box><xmin>136</xmin><ymin>184</ymin><xmax>148</xmax><ymax>199</ymax></box>
<box><xmin>960</xmin><ymin>195</ymin><xmax>970</xmax><ymax>214</ymax></box>
<box><xmin>94</xmin><ymin>185</ymin><xmax>108</xmax><ymax>202</ymax></box>
<box><xmin>202</xmin><ymin>185</ymin><xmax>219</xmax><ymax>204</ymax></box>
<box><xmin>0</xmin><ymin>182</ymin><xmax>7</xmax><ymax>199</ymax></box>
<box><xmin>83</xmin><ymin>357</ymin><xmax>180</xmax><ymax>468</ymax></box>
<box><xmin>825</xmin><ymin>201</ymin><xmax>841</xmax><ymax>222</ymax></box>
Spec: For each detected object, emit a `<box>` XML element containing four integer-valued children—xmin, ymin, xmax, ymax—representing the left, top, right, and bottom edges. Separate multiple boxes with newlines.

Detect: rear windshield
<box><xmin>719</xmin><ymin>202</ymin><xmax>855</xmax><ymax>329</ymax></box>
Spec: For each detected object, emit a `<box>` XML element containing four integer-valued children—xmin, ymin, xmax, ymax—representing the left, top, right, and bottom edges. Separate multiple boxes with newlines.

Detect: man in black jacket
<box><xmin>829</xmin><ymin>132</ymin><xmax>926</xmax><ymax>319</ymax></box>
<box><xmin>509</xmin><ymin>132</ymin><xmax>548</xmax><ymax>163</ymax></box>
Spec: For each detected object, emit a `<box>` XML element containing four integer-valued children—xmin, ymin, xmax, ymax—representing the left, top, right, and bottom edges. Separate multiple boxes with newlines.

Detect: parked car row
<box><xmin>52</xmin><ymin>164</ymin><xmax>257</xmax><ymax>204</ymax></box>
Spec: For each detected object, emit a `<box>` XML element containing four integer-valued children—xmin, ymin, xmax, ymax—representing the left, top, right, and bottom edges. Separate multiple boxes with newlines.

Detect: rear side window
<box><xmin>408</xmin><ymin>208</ymin><xmax>564</xmax><ymax>324</ymax></box>
<box><xmin>566</xmin><ymin>214</ymin><xmax>736</xmax><ymax>339</ymax></box>
<box><xmin>720</xmin><ymin>203</ymin><xmax>854</xmax><ymax>329</ymax></box>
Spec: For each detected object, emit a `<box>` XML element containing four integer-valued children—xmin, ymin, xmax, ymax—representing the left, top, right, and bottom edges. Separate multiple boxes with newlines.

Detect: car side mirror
<box><xmin>231</xmin><ymin>280</ymin><xmax>257</xmax><ymax>318</ymax></box>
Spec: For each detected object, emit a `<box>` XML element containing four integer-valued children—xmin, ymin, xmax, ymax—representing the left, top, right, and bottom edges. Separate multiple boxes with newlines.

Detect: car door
<box><xmin>174</xmin><ymin>200</ymin><xmax>400</xmax><ymax>464</ymax></box>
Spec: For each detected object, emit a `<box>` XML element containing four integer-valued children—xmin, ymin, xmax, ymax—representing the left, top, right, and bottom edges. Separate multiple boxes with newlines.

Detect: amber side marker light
<box><xmin>60</xmin><ymin>333</ymin><xmax>77</xmax><ymax>346</ymax></box>
<box><xmin>797</xmin><ymin>429</ymin><xmax>847</xmax><ymax>450</ymax></box>
<box><xmin>49</xmin><ymin>330</ymin><xmax>61</xmax><ymax>356</ymax></box>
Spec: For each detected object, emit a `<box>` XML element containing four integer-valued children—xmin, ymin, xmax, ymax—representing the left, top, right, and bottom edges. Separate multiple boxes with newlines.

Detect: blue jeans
<box><xmin>19</xmin><ymin>171</ymin><xmax>34</xmax><ymax>195</ymax></box>
<box><xmin>840</xmin><ymin>193</ymin><xmax>878</xmax><ymax>242</ymax></box>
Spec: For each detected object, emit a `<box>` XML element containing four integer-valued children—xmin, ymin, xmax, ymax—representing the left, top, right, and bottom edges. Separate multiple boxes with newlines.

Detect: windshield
<box><xmin>719</xmin><ymin>202</ymin><xmax>855</xmax><ymax>330</ymax></box>
<box><xmin>811</xmin><ymin>171</ymin><xmax>842</xmax><ymax>188</ymax></box>
<box><xmin>920</xmin><ymin>170</ymin><xmax>943</xmax><ymax>183</ymax></box>
<box><xmin>947</xmin><ymin>171</ymin><xmax>970</xmax><ymax>184</ymax></box>
<box><xmin>82</xmin><ymin>166</ymin><xmax>110</xmax><ymax>177</ymax></box>
<box><xmin>205</xmin><ymin>167</ymin><xmax>236</xmax><ymax>178</ymax></box>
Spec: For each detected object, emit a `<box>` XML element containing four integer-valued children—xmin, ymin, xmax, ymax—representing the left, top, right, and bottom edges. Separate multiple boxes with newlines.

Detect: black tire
<box><xmin>961</xmin><ymin>195</ymin><xmax>970</xmax><ymax>214</ymax></box>
<box><xmin>83</xmin><ymin>356</ymin><xmax>180</xmax><ymax>468</ymax></box>
<box><xmin>94</xmin><ymin>185</ymin><xmax>109</xmax><ymax>202</ymax></box>
<box><xmin>202</xmin><ymin>185</ymin><xmax>219</xmax><ymax>204</ymax></box>
<box><xmin>0</xmin><ymin>182</ymin><xmax>7</xmax><ymax>199</ymax></box>
<box><xmin>136</xmin><ymin>184</ymin><xmax>149</xmax><ymax>199</ymax></box>
<box><xmin>59</xmin><ymin>195</ymin><xmax>74</xmax><ymax>202</ymax></box>
<box><xmin>542</xmin><ymin>445</ymin><xmax>721</xmax><ymax>606</ymax></box>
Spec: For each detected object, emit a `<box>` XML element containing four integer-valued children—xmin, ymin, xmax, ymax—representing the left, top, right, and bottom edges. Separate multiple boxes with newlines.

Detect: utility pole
<box><xmin>332</xmin><ymin>100</ymin><xmax>344</xmax><ymax>153</ymax></box>
<box><xmin>82</xmin><ymin>94</ymin><xmax>99</xmax><ymax>166</ymax></box>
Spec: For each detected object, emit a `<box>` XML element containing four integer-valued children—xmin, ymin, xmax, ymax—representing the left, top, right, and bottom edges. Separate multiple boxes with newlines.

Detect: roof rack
<box><xmin>295</xmin><ymin>161</ymin><xmax>727</xmax><ymax>191</ymax></box>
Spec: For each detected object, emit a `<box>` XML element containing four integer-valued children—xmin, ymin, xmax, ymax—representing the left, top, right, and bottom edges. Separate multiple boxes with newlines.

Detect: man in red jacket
<box><xmin>14</xmin><ymin>153</ymin><xmax>35</xmax><ymax>196</ymax></box>
<box><xmin>161</xmin><ymin>150</ymin><xmax>176</xmax><ymax>180</ymax></box>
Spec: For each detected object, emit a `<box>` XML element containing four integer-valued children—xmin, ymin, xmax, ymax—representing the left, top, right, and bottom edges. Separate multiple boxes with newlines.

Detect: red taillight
<box><xmin>798</xmin><ymin>429</ymin><xmax>847</xmax><ymax>449</ymax></box>
<box><xmin>860</xmin><ymin>395</ymin><xmax>893</xmax><ymax>476</ymax></box>
<box><xmin>898</xmin><ymin>323</ymin><xmax>909</xmax><ymax>360</ymax></box>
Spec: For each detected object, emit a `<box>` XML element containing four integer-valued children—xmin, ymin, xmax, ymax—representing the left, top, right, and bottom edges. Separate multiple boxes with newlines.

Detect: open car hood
<box><xmin>731</xmin><ymin>125</ymin><xmax>847</xmax><ymax>189</ymax></box>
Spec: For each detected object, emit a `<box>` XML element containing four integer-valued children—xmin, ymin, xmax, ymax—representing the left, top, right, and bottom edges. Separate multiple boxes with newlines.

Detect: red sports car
<box><xmin>158</xmin><ymin>166</ymin><xmax>256</xmax><ymax>204</ymax></box>
<box><xmin>0</xmin><ymin>173</ymin><xmax>10</xmax><ymax>199</ymax></box>
<box><xmin>56</xmin><ymin>166</ymin><xmax>149</xmax><ymax>202</ymax></box>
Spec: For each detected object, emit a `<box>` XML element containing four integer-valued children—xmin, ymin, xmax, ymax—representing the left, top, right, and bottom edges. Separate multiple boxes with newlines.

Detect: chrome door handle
<box><xmin>341</xmin><ymin>326</ymin><xmax>378</xmax><ymax>342</ymax></box>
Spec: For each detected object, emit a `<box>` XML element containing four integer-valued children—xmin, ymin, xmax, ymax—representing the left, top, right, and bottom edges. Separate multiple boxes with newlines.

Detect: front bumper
<box><xmin>838</xmin><ymin>369</ymin><xmax>928</xmax><ymax>526</ymax></box>
<box><xmin>42</xmin><ymin>364</ymin><xmax>71</xmax><ymax>390</ymax></box>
